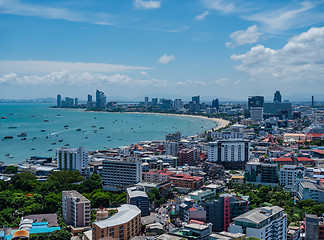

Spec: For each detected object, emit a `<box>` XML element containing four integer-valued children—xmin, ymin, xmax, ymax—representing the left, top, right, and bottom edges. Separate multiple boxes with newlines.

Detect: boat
<box><xmin>9</xmin><ymin>156</ymin><xmax>13</xmax><ymax>158</ymax></box>
<box><xmin>5</xmin><ymin>154</ymin><xmax>10</xmax><ymax>156</ymax></box>
<box><xmin>65</xmin><ymin>144</ymin><xmax>70</xmax><ymax>146</ymax></box>
<box><xmin>47</xmin><ymin>149</ymin><xmax>53</xmax><ymax>151</ymax></box>
<box><xmin>100</xmin><ymin>127</ymin><xmax>104</xmax><ymax>129</ymax></box>
<box><xmin>56</xmin><ymin>114</ymin><xmax>61</xmax><ymax>116</ymax></box>
<box><xmin>33</xmin><ymin>137</ymin><xmax>37</xmax><ymax>139</ymax></box>
<box><xmin>92</xmin><ymin>125</ymin><xmax>96</xmax><ymax>128</ymax></box>
<box><xmin>108</xmin><ymin>139</ymin><xmax>111</xmax><ymax>141</ymax></box>
<box><xmin>85</xmin><ymin>137</ymin><xmax>88</xmax><ymax>139</ymax></box>
<box><xmin>21</xmin><ymin>138</ymin><xmax>27</xmax><ymax>140</ymax></box>
<box><xmin>1</xmin><ymin>117</ymin><xmax>7</xmax><ymax>119</ymax></box>
<box><xmin>58</xmin><ymin>139</ymin><xmax>63</xmax><ymax>142</ymax></box>
<box><xmin>64</xmin><ymin>125</ymin><xmax>69</xmax><ymax>128</ymax></box>
<box><xmin>31</xmin><ymin>148</ymin><xmax>35</xmax><ymax>150</ymax></box>
<box><xmin>17</xmin><ymin>132</ymin><xmax>27</xmax><ymax>137</ymax></box>
<box><xmin>76</xmin><ymin>128</ymin><xmax>81</xmax><ymax>131</ymax></box>
<box><xmin>107</xmin><ymin>136</ymin><xmax>111</xmax><ymax>138</ymax></box>
<box><xmin>51</xmin><ymin>142</ymin><xmax>56</xmax><ymax>145</ymax></box>
<box><xmin>44</xmin><ymin>119</ymin><xmax>49</xmax><ymax>122</ymax></box>
<box><xmin>9</xmin><ymin>126</ymin><xmax>17</xmax><ymax>129</ymax></box>
<box><xmin>4</xmin><ymin>136</ymin><xmax>13</xmax><ymax>139</ymax></box>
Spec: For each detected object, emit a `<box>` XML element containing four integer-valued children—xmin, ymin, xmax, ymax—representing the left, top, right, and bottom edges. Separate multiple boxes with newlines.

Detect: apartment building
<box><xmin>143</xmin><ymin>170</ymin><xmax>175</xmax><ymax>183</ymax></box>
<box><xmin>229</xmin><ymin>206</ymin><xmax>287</xmax><ymax>240</ymax></box>
<box><xmin>92</xmin><ymin>204</ymin><xmax>141</xmax><ymax>240</ymax></box>
<box><xmin>207</xmin><ymin>140</ymin><xmax>250</xmax><ymax>170</ymax></box>
<box><xmin>279</xmin><ymin>165</ymin><xmax>305</xmax><ymax>193</ymax></box>
<box><xmin>245</xmin><ymin>162</ymin><xmax>279</xmax><ymax>185</ymax></box>
<box><xmin>298</xmin><ymin>181</ymin><xmax>324</xmax><ymax>203</ymax></box>
<box><xmin>169</xmin><ymin>173</ymin><xmax>203</xmax><ymax>190</ymax></box>
<box><xmin>126</xmin><ymin>186</ymin><xmax>150</xmax><ymax>217</ymax></box>
<box><xmin>57</xmin><ymin>146</ymin><xmax>88</xmax><ymax>171</ymax></box>
<box><xmin>178</xmin><ymin>148</ymin><xmax>198</xmax><ymax>166</ymax></box>
<box><xmin>102</xmin><ymin>157</ymin><xmax>142</xmax><ymax>191</ymax></box>
<box><xmin>62</xmin><ymin>190</ymin><xmax>91</xmax><ymax>227</ymax></box>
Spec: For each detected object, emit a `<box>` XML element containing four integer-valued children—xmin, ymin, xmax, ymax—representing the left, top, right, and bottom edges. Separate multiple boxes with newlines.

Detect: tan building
<box><xmin>92</xmin><ymin>204</ymin><xmax>141</xmax><ymax>240</ymax></box>
<box><xmin>170</xmin><ymin>174</ymin><xmax>204</xmax><ymax>190</ymax></box>
<box><xmin>230</xmin><ymin>175</ymin><xmax>244</xmax><ymax>185</ymax></box>
<box><xmin>62</xmin><ymin>190</ymin><xmax>91</xmax><ymax>227</ymax></box>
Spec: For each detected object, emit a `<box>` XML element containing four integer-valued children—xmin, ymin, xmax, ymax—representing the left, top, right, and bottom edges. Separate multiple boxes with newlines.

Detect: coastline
<box><xmin>123</xmin><ymin>112</ymin><xmax>230</xmax><ymax>133</ymax></box>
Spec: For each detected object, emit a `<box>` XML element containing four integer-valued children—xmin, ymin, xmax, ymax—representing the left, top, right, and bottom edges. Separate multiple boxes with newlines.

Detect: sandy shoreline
<box><xmin>123</xmin><ymin>111</ymin><xmax>230</xmax><ymax>132</ymax></box>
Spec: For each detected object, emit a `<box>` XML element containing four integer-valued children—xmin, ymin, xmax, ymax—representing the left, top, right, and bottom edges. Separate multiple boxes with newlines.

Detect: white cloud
<box><xmin>243</xmin><ymin>1</ymin><xmax>324</xmax><ymax>33</ymax></box>
<box><xmin>134</xmin><ymin>0</ymin><xmax>161</xmax><ymax>10</ymax></box>
<box><xmin>0</xmin><ymin>0</ymin><xmax>114</xmax><ymax>25</ymax></box>
<box><xmin>226</xmin><ymin>25</ymin><xmax>262</xmax><ymax>47</ymax></box>
<box><xmin>0</xmin><ymin>60</ymin><xmax>152</xmax><ymax>74</ymax></box>
<box><xmin>158</xmin><ymin>54</ymin><xmax>175</xmax><ymax>64</ymax></box>
<box><xmin>231</xmin><ymin>27</ymin><xmax>324</xmax><ymax>83</ymax></box>
<box><xmin>202</xmin><ymin>0</ymin><xmax>236</xmax><ymax>13</ymax></box>
<box><xmin>195</xmin><ymin>10</ymin><xmax>209</xmax><ymax>20</ymax></box>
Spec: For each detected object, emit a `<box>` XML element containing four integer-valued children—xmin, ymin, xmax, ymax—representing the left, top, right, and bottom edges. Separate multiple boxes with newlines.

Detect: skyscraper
<box><xmin>152</xmin><ymin>98</ymin><xmax>158</xmax><ymax>105</ymax></box>
<box><xmin>96</xmin><ymin>90</ymin><xmax>106</xmax><ymax>109</ymax></box>
<box><xmin>273</xmin><ymin>91</ymin><xmax>282</xmax><ymax>103</ymax></box>
<box><xmin>312</xmin><ymin>96</ymin><xmax>314</xmax><ymax>106</ymax></box>
<box><xmin>145</xmin><ymin>96</ymin><xmax>149</xmax><ymax>106</ymax></box>
<box><xmin>248</xmin><ymin>96</ymin><xmax>264</xmax><ymax>109</ymax></box>
<box><xmin>74</xmin><ymin>98</ymin><xmax>78</xmax><ymax>107</ymax></box>
<box><xmin>57</xmin><ymin>94</ymin><xmax>61</xmax><ymax>107</ymax></box>
<box><xmin>192</xmin><ymin>95</ymin><xmax>200</xmax><ymax>104</ymax></box>
<box><xmin>88</xmin><ymin>94</ymin><xmax>92</xmax><ymax>103</ymax></box>
<box><xmin>212</xmin><ymin>99</ymin><xmax>219</xmax><ymax>111</ymax></box>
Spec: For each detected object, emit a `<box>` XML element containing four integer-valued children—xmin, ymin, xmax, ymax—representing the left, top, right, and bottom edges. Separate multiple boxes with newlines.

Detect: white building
<box><xmin>102</xmin><ymin>157</ymin><xmax>142</xmax><ymax>191</ymax></box>
<box><xmin>165</xmin><ymin>141</ymin><xmax>179</xmax><ymax>157</ymax></box>
<box><xmin>210</xmin><ymin>131</ymin><xmax>244</xmax><ymax>140</ymax></box>
<box><xmin>207</xmin><ymin>140</ymin><xmax>250</xmax><ymax>169</ymax></box>
<box><xmin>229</xmin><ymin>206</ymin><xmax>287</xmax><ymax>240</ymax></box>
<box><xmin>279</xmin><ymin>165</ymin><xmax>305</xmax><ymax>193</ymax></box>
<box><xmin>57</xmin><ymin>146</ymin><xmax>88</xmax><ymax>171</ymax></box>
<box><xmin>174</xmin><ymin>99</ymin><xmax>184</xmax><ymax>111</ymax></box>
<box><xmin>250</xmin><ymin>107</ymin><xmax>263</xmax><ymax>123</ymax></box>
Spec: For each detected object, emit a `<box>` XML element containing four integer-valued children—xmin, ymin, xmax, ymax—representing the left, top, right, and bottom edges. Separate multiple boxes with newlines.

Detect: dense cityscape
<box><xmin>0</xmin><ymin>89</ymin><xmax>324</xmax><ymax>240</ymax></box>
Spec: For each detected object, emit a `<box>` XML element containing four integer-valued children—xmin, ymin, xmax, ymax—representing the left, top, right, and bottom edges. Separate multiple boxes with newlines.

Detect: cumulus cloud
<box><xmin>134</xmin><ymin>0</ymin><xmax>161</xmax><ymax>10</ymax></box>
<box><xmin>0</xmin><ymin>60</ymin><xmax>152</xmax><ymax>74</ymax></box>
<box><xmin>158</xmin><ymin>54</ymin><xmax>175</xmax><ymax>64</ymax></box>
<box><xmin>226</xmin><ymin>25</ymin><xmax>262</xmax><ymax>47</ymax></box>
<box><xmin>195</xmin><ymin>11</ymin><xmax>209</xmax><ymax>20</ymax></box>
<box><xmin>231</xmin><ymin>27</ymin><xmax>324</xmax><ymax>83</ymax></box>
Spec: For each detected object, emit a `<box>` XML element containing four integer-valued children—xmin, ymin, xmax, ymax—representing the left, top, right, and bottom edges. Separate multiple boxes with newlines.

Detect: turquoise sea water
<box><xmin>0</xmin><ymin>103</ymin><xmax>216</xmax><ymax>164</ymax></box>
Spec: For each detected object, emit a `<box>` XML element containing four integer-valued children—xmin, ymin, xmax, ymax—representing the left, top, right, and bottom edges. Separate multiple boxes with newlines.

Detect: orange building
<box><xmin>170</xmin><ymin>173</ymin><xmax>203</xmax><ymax>189</ymax></box>
<box><xmin>92</xmin><ymin>204</ymin><xmax>141</xmax><ymax>240</ymax></box>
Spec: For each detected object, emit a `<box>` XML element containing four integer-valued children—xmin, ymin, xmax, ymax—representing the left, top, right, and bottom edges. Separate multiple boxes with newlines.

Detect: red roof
<box><xmin>189</xmin><ymin>220</ymin><xmax>205</xmax><ymax>225</ymax></box>
<box><xmin>307</xmin><ymin>133</ymin><xmax>324</xmax><ymax>137</ymax></box>
<box><xmin>274</xmin><ymin>157</ymin><xmax>293</xmax><ymax>162</ymax></box>
<box><xmin>189</xmin><ymin>207</ymin><xmax>197</xmax><ymax>211</ymax></box>
<box><xmin>297</xmin><ymin>157</ymin><xmax>313</xmax><ymax>162</ymax></box>
<box><xmin>313</xmin><ymin>149</ymin><xmax>324</xmax><ymax>155</ymax></box>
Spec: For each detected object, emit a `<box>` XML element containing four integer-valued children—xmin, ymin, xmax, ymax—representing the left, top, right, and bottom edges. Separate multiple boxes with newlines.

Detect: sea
<box><xmin>0</xmin><ymin>103</ymin><xmax>217</xmax><ymax>164</ymax></box>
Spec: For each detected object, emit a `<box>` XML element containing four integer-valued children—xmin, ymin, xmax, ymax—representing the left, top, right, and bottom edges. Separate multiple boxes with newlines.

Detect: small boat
<box><xmin>33</xmin><ymin>137</ymin><xmax>37</xmax><ymax>139</ymax></box>
<box><xmin>41</xmin><ymin>129</ymin><xmax>46</xmax><ymax>132</ymax></box>
<box><xmin>29</xmin><ymin>115</ymin><xmax>36</xmax><ymax>117</ymax></box>
<box><xmin>65</xmin><ymin>144</ymin><xmax>70</xmax><ymax>146</ymax></box>
<box><xmin>76</xmin><ymin>128</ymin><xmax>81</xmax><ymax>131</ymax></box>
<box><xmin>5</xmin><ymin>153</ymin><xmax>10</xmax><ymax>156</ymax></box>
<box><xmin>31</xmin><ymin>148</ymin><xmax>35</xmax><ymax>150</ymax></box>
<box><xmin>64</xmin><ymin>125</ymin><xmax>69</xmax><ymax>128</ymax></box>
<box><xmin>92</xmin><ymin>125</ymin><xmax>96</xmax><ymax>128</ymax></box>
<box><xmin>4</xmin><ymin>136</ymin><xmax>13</xmax><ymax>139</ymax></box>
<box><xmin>44</xmin><ymin>119</ymin><xmax>49</xmax><ymax>122</ymax></box>
<box><xmin>1</xmin><ymin>117</ymin><xmax>7</xmax><ymax>119</ymax></box>
<box><xmin>108</xmin><ymin>139</ymin><xmax>111</xmax><ymax>141</ymax></box>
<box><xmin>100</xmin><ymin>127</ymin><xmax>104</xmax><ymax>129</ymax></box>
<box><xmin>51</xmin><ymin>142</ymin><xmax>56</xmax><ymax>145</ymax></box>
<box><xmin>85</xmin><ymin>137</ymin><xmax>88</xmax><ymax>139</ymax></box>
<box><xmin>9</xmin><ymin>126</ymin><xmax>17</xmax><ymax>129</ymax></box>
<box><xmin>119</xmin><ymin>138</ymin><xmax>122</xmax><ymax>140</ymax></box>
<box><xmin>21</xmin><ymin>138</ymin><xmax>27</xmax><ymax>140</ymax></box>
<box><xmin>17</xmin><ymin>132</ymin><xmax>27</xmax><ymax>137</ymax></box>
<box><xmin>58</xmin><ymin>139</ymin><xmax>63</xmax><ymax>142</ymax></box>
<box><xmin>56</xmin><ymin>114</ymin><xmax>61</xmax><ymax>116</ymax></box>
<box><xmin>107</xmin><ymin>136</ymin><xmax>111</xmax><ymax>138</ymax></box>
<box><xmin>47</xmin><ymin>149</ymin><xmax>53</xmax><ymax>151</ymax></box>
<box><xmin>9</xmin><ymin>156</ymin><xmax>13</xmax><ymax>158</ymax></box>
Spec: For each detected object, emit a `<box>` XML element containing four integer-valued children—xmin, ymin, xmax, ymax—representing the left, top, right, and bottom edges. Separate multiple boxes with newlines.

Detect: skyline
<box><xmin>0</xmin><ymin>0</ymin><xmax>324</xmax><ymax>100</ymax></box>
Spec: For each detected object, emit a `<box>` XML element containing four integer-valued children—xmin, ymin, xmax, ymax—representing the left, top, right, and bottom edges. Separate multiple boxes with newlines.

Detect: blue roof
<box><xmin>29</xmin><ymin>226</ymin><xmax>61</xmax><ymax>234</ymax></box>
<box><xmin>32</xmin><ymin>222</ymin><xmax>48</xmax><ymax>226</ymax></box>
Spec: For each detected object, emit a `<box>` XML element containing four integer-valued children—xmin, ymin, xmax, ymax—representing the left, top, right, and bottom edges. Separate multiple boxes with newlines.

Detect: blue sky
<box><xmin>0</xmin><ymin>0</ymin><xmax>324</xmax><ymax>101</ymax></box>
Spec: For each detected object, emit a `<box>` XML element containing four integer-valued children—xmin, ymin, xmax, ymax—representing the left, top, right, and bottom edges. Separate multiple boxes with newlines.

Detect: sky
<box><xmin>0</xmin><ymin>0</ymin><xmax>324</xmax><ymax>101</ymax></box>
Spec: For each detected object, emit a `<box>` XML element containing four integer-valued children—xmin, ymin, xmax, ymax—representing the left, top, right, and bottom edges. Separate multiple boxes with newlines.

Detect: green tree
<box><xmin>4</xmin><ymin>166</ymin><xmax>18</xmax><ymax>174</ymax></box>
<box><xmin>10</xmin><ymin>172</ymin><xmax>39</xmax><ymax>191</ymax></box>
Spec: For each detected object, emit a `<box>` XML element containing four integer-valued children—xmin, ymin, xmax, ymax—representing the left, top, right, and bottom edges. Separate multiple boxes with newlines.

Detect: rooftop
<box><xmin>126</xmin><ymin>187</ymin><xmax>148</xmax><ymax>198</ymax></box>
<box><xmin>62</xmin><ymin>190</ymin><xmax>90</xmax><ymax>203</ymax></box>
<box><xmin>93</xmin><ymin>204</ymin><xmax>140</xmax><ymax>229</ymax></box>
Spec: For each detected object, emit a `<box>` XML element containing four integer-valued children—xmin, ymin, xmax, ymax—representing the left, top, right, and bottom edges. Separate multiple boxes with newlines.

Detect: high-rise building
<box><xmin>305</xmin><ymin>214</ymin><xmax>324</xmax><ymax>240</ymax></box>
<box><xmin>248</xmin><ymin>96</ymin><xmax>264</xmax><ymax>109</ymax></box>
<box><xmin>312</xmin><ymin>96</ymin><xmax>315</xmax><ymax>106</ymax></box>
<box><xmin>92</xmin><ymin>204</ymin><xmax>141</xmax><ymax>240</ymax></box>
<box><xmin>250</xmin><ymin>107</ymin><xmax>263</xmax><ymax>123</ymax></box>
<box><xmin>174</xmin><ymin>99</ymin><xmax>183</xmax><ymax>110</ymax></box>
<box><xmin>102</xmin><ymin>158</ymin><xmax>142</xmax><ymax>191</ymax></box>
<box><xmin>263</xmin><ymin>102</ymin><xmax>292</xmax><ymax>119</ymax></box>
<box><xmin>96</xmin><ymin>90</ymin><xmax>106</xmax><ymax>109</ymax></box>
<box><xmin>207</xmin><ymin>140</ymin><xmax>250</xmax><ymax>169</ymax></box>
<box><xmin>229</xmin><ymin>206</ymin><xmax>287</xmax><ymax>240</ymax></box>
<box><xmin>192</xmin><ymin>95</ymin><xmax>200</xmax><ymax>104</ymax></box>
<box><xmin>245</xmin><ymin>162</ymin><xmax>279</xmax><ymax>185</ymax></box>
<box><xmin>152</xmin><ymin>98</ymin><xmax>158</xmax><ymax>105</ymax></box>
<box><xmin>165</xmin><ymin>141</ymin><xmax>179</xmax><ymax>157</ymax></box>
<box><xmin>56</xmin><ymin>147</ymin><xmax>88</xmax><ymax>171</ymax></box>
<box><xmin>126</xmin><ymin>186</ymin><xmax>150</xmax><ymax>216</ymax></box>
<box><xmin>62</xmin><ymin>190</ymin><xmax>91</xmax><ymax>227</ymax></box>
<box><xmin>178</xmin><ymin>148</ymin><xmax>198</xmax><ymax>166</ymax></box>
<box><xmin>161</xmin><ymin>99</ymin><xmax>172</xmax><ymax>110</ymax></box>
<box><xmin>273</xmin><ymin>91</ymin><xmax>282</xmax><ymax>103</ymax></box>
<box><xmin>212</xmin><ymin>99</ymin><xmax>219</xmax><ymax>112</ymax></box>
<box><xmin>144</xmin><ymin>97</ymin><xmax>149</xmax><ymax>106</ymax></box>
<box><xmin>166</xmin><ymin>132</ymin><xmax>181</xmax><ymax>141</ymax></box>
<box><xmin>279</xmin><ymin>165</ymin><xmax>305</xmax><ymax>193</ymax></box>
<box><xmin>57</xmin><ymin>94</ymin><xmax>62</xmax><ymax>107</ymax></box>
<box><xmin>65</xmin><ymin>97</ymin><xmax>74</xmax><ymax>108</ymax></box>
<box><xmin>74</xmin><ymin>98</ymin><xmax>78</xmax><ymax>107</ymax></box>
<box><xmin>88</xmin><ymin>94</ymin><xmax>92</xmax><ymax>103</ymax></box>
<box><xmin>202</xmin><ymin>193</ymin><xmax>249</xmax><ymax>232</ymax></box>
